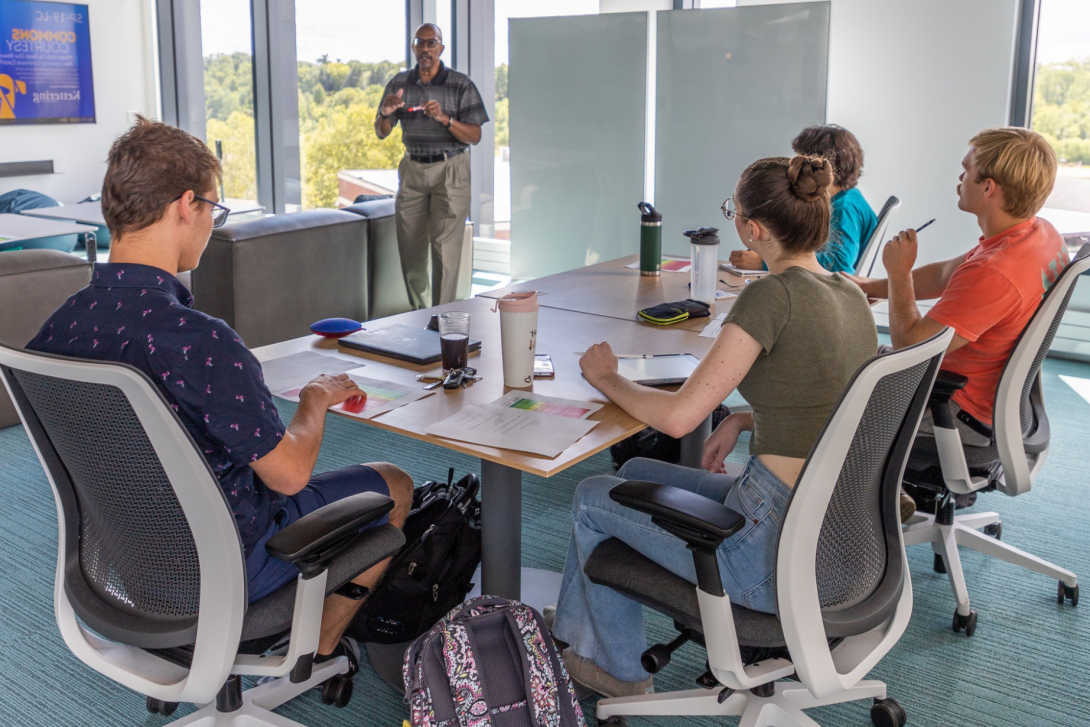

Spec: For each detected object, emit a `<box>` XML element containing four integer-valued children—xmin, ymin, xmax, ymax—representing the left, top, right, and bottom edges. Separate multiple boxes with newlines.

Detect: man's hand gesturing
<box><xmin>380</xmin><ymin>88</ymin><xmax>405</xmax><ymax>117</ymax></box>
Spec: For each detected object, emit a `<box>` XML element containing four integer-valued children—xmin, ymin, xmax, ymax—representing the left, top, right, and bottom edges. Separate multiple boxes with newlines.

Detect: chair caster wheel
<box><xmin>600</xmin><ymin>719</ymin><xmax>629</xmax><ymax>727</ymax></box>
<box><xmin>933</xmin><ymin>553</ymin><xmax>946</xmax><ymax>574</ymax></box>
<box><xmin>321</xmin><ymin>675</ymin><xmax>353</xmax><ymax>708</ymax></box>
<box><xmin>952</xmin><ymin>609</ymin><xmax>977</xmax><ymax>636</ymax></box>
<box><xmin>983</xmin><ymin>522</ymin><xmax>1002</xmax><ymax>540</ymax></box>
<box><xmin>146</xmin><ymin>696</ymin><xmax>178</xmax><ymax>716</ymax></box>
<box><xmin>1058</xmin><ymin>581</ymin><xmax>1079</xmax><ymax>606</ymax></box>
<box><xmin>871</xmin><ymin>698</ymin><xmax>907</xmax><ymax>727</ymax></box>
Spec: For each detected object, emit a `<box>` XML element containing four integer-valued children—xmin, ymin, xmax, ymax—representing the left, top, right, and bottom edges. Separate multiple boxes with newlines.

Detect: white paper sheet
<box><xmin>489</xmin><ymin>391</ymin><xmax>604</xmax><ymax>420</ymax></box>
<box><xmin>714</xmin><ymin>289</ymin><xmax>738</xmax><ymax>300</ymax></box>
<box><xmin>425</xmin><ymin>404</ymin><xmax>599</xmax><ymax>457</ymax></box>
<box><xmin>276</xmin><ymin>374</ymin><xmax>430</xmax><ymax>420</ymax></box>
<box><xmin>699</xmin><ymin>312</ymin><xmax>727</xmax><ymax>339</ymax></box>
<box><xmin>261</xmin><ymin>351</ymin><xmax>363</xmax><ymax>394</ymax></box>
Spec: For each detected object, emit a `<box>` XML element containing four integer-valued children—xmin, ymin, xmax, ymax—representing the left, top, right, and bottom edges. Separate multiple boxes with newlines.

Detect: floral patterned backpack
<box><xmin>403</xmin><ymin>595</ymin><xmax>586</xmax><ymax>727</ymax></box>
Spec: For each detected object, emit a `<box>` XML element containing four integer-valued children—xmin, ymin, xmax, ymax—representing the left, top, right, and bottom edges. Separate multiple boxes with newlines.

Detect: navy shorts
<box><xmin>245</xmin><ymin>464</ymin><xmax>391</xmax><ymax>603</ymax></box>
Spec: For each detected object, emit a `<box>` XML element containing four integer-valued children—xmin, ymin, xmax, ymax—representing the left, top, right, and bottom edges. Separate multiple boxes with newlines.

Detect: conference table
<box><xmin>0</xmin><ymin>213</ymin><xmax>97</xmax><ymax>247</ymax></box>
<box><xmin>252</xmin><ymin>269</ymin><xmax>733</xmax><ymax>605</ymax></box>
<box><xmin>20</xmin><ymin>198</ymin><xmax>266</xmax><ymax>227</ymax></box>
<box><xmin>480</xmin><ymin>254</ymin><xmax>749</xmax><ymax>332</ymax></box>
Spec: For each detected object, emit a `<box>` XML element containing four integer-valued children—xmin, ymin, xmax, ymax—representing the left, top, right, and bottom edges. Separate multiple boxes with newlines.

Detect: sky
<box><xmin>201</xmin><ymin>0</ymin><xmax>1090</xmax><ymax>68</ymax></box>
<box><xmin>1036</xmin><ymin>0</ymin><xmax>1090</xmax><ymax>64</ymax></box>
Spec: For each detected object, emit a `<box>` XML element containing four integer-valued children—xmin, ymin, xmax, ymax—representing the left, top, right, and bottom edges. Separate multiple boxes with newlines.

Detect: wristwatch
<box><xmin>444</xmin><ymin>116</ymin><xmax>453</xmax><ymax>129</ymax></box>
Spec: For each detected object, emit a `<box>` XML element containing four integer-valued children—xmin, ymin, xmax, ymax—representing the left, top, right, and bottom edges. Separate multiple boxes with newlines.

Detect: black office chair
<box><xmin>855</xmin><ymin>195</ymin><xmax>902</xmax><ymax>277</ymax></box>
<box><xmin>583</xmin><ymin>330</ymin><xmax>952</xmax><ymax>727</ymax></box>
<box><xmin>0</xmin><ymin>343</ymin><xmax>405</xmax><ymax>726</ymax></box>
<box><xmin>900</xmin><ymin>244</ymin><xmax>1089</xmax><ymax>636</ymax></box>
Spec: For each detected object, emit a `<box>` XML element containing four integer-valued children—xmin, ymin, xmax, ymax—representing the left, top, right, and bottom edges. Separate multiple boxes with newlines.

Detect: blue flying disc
<box><xmin>310</xmin><ymin>318</ymin><xmax>363</xmax><ymax>338</ymax></box>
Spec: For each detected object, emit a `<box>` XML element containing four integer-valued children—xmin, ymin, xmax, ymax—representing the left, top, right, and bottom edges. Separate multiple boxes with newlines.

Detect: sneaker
<box><xmin>899</xmin><ymin>488</ymin><xmax>917</xmax><ymax>522</ymax></box>
<box><xmin>315</xmin><ymin>636</ymin><xmax>360</xmax><ymax>678</ymax></box>
<box><xmin>561</xmin><ymin>647</ymin><xmax>653</xmax><ymax>699</ymax></box>
<box><xmin>542</xmin><ymin>604</ymin><xmax>568</xmax><ymax>651</ymax></box>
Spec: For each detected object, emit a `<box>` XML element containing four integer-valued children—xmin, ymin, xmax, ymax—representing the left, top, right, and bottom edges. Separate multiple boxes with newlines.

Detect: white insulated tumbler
<box><xmin>496</xmin><ymin>291</ymin><xmax>539</xmax><ymax>388</ymax></box>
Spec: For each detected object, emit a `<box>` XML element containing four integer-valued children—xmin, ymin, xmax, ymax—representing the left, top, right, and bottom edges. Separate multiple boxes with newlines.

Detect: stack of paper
<box><xmin>262</xmin><ymin>350</ymin><xmax>363</xmax><ymax>394</ymax></box>
<box><xmin>276</xmin><ymin>374</ymin><xmax>431</xmax><ymax>420</ymax></box>
<box><xmin>425</xmin><ymin>392</ymin><xmax>603</xmax><ymax>457</ymax></box>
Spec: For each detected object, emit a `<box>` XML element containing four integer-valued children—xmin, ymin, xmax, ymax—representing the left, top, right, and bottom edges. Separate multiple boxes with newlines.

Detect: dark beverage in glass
<box><xmin>440</xmin><ymin>333</ymin><xmax>469</xmax><ymax>370</ymax></box>
<box><xmin>438</xmin><ymin>311</ymin><xmax>471</xmax><ymax>371</ymax></box>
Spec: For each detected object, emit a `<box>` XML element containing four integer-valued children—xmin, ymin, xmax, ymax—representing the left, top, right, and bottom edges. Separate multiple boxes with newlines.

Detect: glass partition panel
<box><xmin>655</xmin><ymin>3</ymin><xmax>829</xmax><ymax>254</ymax></box>
<box><xmin>509</xmin><ymin>12</ymin><xmax>647</xmax><ymax>279</ymax></box>
<box><xmin>201</xmin><ymin>1</ymin><xmax>257</xmax><ymax>204</ymax></box>
<box><xmin>295</xmin><ymin>1</ymin><xmax>407</xmax><ymax>209</ymax></box>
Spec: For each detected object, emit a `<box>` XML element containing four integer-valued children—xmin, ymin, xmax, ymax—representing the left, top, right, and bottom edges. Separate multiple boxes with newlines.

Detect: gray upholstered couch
<box><xmin>340</xmin><ymin>198</ymin><xmax>415</xmax><ymax>320</ymax></box>
<box><xmin>0</xmin><ymin>250</ymin><xmax>93</xmax><ymax>427</ymax></box>
<box><xmin>190</xmin><ymin>209</ymin><xmax>371</xmax><ymax>349</ymax></box>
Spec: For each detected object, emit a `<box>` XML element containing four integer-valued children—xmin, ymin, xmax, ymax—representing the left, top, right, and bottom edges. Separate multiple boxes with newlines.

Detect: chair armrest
<box><xmin>266</xmin><ymin>492</ymin><xmax>394</xmax><ymax>578</ymax></box>
<box><xmin>609</xmin><ymin>480</ymin><xmax>746</xmax><ymax>550</ymax></box>
<box><xmin>929</xmin><ymin>370</ymin><xmax>968</xmax><ymax>404</ymax></box>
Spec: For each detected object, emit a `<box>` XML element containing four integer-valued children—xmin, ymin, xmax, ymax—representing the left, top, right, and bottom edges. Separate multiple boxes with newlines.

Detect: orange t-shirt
<box><xmin>926</xmin><ymin>217</ymin><xmax>1067</xmax><ymax>425</ymax></box>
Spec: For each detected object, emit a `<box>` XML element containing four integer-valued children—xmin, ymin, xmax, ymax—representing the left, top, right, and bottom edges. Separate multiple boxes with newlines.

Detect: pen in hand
<box><xmin>915</xmin><ymin>219</ymin><xmax>936</xmax><ymax>233</ymax></box>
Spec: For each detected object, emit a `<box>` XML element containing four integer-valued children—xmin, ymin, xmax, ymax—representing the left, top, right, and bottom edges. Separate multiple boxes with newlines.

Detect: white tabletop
<box><xmin>20</xmin><ymin>201</ymin><xmax>106</xmax><ymax>226</ymax></box>
<box><xmin>1040</xmin><ymin>207</ymin><xmax>1090</xmax><ymax>236</ymax></box>
<box><xmin>21</xmin><ymin>198</ymin><xmax>265</xmax><ymax>227</ymax></box>
<box><xmin>0</xmin><ymin>214</ymin><xmax>97</xmax><ymax>243</ymax></box>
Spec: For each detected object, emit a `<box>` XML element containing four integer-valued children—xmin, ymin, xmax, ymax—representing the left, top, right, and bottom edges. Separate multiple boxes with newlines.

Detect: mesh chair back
<box><xmin>784</xmin><ymin>338</ymin><xmax>943</xmax><ymax>638</ymax></box>
<box><xmin>2</xmin><ymin>358</ymin><xmax>215</xmax><ymax>648</ymax></box>
<box><xmin>998</xmin><ymin>244</ymin><xmax>1089</xmax><ymax>442</ymax></box>
<box><xmin>854</xmin><ymin>196</ymin><xmax>901</xmax><ymax>277</ymax></box>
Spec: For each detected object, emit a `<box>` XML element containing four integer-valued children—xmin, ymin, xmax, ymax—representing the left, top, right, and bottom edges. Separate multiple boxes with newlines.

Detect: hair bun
<box><xmin>786</xmin><ymin>155</ymin><xmax>834</xmax><ymax>202</ymax></box>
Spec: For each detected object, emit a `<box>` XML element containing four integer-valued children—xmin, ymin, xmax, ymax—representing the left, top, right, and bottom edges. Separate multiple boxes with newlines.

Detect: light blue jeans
<box><xmin>553</xmin><ymin>456</ymin><xmax>793</xmax><ymax>682</ymax></box>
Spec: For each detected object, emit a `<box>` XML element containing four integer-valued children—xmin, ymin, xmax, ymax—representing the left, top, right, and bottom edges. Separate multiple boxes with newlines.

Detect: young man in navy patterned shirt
<box><xmin>28</xmin><ymin>117</ymin><xmax>413</xmax><ymax>672</ymax></box>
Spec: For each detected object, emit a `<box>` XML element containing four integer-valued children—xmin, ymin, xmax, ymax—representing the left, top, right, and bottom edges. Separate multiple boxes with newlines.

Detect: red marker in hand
<box><xmin>342</xmin><ymin>394</ymin><xmax>367</xmax><ymax>414</ymax></box>
<box><xmin>406</xmin><ymin>105</ymin><xmax>425</xmax><ymax>113</ymax></box>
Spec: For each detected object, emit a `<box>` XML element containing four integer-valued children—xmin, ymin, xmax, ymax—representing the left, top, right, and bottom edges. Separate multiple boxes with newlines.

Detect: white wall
<box><xmin>738</xmin><ymin>0</ymin><xmax>1021</xmax><ymax>270</ymax></box>
<box><xmin>0</xmin><ymin>0</ymin><xmax>158</xmax><ymax>204</ymax></box>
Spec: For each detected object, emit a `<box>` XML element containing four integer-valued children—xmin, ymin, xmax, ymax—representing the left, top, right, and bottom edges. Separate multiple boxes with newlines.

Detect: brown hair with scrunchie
<box><xmin>734</xmin><ymin>155</ymin><xmax>834</xmax><ymax>256</ymax></box>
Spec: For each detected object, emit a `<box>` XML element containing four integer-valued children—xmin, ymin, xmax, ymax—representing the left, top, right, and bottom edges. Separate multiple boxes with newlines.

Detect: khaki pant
<box><xmin>395</xmin><ymin>152</ymin><xmax>472</xmax><ymax>309</ymax></box>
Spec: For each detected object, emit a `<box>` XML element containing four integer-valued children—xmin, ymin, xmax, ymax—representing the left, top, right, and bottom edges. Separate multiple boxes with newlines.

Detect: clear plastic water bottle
<box><xmin>685</xmin><ymin>227</ymin><xmax>720</xmax><ymax>306</ymax></box>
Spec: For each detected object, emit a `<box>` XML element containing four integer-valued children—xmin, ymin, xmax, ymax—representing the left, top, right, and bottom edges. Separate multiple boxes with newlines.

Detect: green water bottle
<box><xmin>638</xmin><ymin>202</ymin><xmax>663</xmax><ymax>276</ymax></box>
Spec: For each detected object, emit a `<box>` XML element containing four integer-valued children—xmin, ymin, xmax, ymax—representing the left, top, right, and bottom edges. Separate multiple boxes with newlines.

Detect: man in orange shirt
<box><xmin>851</xmin><ymin>127</ymin><xmax>1066</xmax><ymax>518</ymax></box>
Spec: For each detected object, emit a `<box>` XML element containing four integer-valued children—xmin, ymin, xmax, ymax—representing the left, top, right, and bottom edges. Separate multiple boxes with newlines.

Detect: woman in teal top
<box><xmin>729</xmin><ymin>124</ymin><xmax>878</xmax><ymax>274</ymax></box>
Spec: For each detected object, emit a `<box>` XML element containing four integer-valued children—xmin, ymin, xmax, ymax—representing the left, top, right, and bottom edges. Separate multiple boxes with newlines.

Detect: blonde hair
<box><xmin>968</xmin><ymin>127</ymin><xmax>1057</xmax><ymax>219</ymax></box>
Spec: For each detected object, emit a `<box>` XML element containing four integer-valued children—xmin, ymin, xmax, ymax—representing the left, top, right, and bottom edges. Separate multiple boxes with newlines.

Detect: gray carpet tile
<box><xmin>1</xmin><ymin>356</ymin><xmax>1089</xmax><ymax>726</ymax></box>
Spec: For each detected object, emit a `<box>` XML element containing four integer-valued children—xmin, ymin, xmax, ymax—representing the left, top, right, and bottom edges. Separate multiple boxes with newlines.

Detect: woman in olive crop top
<box><xmin>550</xmin><ymin>156</ymin><xmax>878</xmax><ymax>699</ymax></box>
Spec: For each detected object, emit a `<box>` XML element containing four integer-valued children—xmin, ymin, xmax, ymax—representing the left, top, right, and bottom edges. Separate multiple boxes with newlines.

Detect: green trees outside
<box><xmin>204</xmin><ymin>52</ymin><xmax>404</xmax><ymax>208</ymax></box>
<box><xmin>1033</xmin><ymin>57</ymin><xmax>1090</xmax><ymax>165</ymax></box>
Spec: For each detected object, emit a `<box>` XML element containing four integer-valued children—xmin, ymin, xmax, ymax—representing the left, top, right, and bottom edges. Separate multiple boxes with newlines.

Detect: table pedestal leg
<box><xmin>679</xmin><ymin>414</ymin><xmax>712</xmax><ymax>469</ymax></box>
<box><xmin>480</xmin><ymin>459</ymin><xmax>522</xmax><ymax>600</ymax></box>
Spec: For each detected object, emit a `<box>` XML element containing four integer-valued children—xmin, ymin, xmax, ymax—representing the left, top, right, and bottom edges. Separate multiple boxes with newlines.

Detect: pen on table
<box><xmin>915</xmin><ymin>219</ymin><xmax>936</xmax><ymax>233</ymax></box>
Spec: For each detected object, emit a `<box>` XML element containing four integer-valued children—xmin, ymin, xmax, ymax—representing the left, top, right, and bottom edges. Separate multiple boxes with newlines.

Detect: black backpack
<box><xmin>348</xmin><ymin>470</ymin><xmax>482</xmax><ymax>644</ymax></box>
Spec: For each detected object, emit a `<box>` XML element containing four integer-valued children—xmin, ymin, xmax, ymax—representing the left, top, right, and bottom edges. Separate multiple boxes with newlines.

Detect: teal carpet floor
<box><xmin>2</xmin><ymin>356</ymin><xmax>1090</xmax><ymax>726</ymax></box>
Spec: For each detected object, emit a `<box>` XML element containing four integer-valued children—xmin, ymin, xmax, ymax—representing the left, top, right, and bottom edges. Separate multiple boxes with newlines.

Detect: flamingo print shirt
<box><xmin>28</xmin><ymin>263</ymin><xmax>287</xmax><ymax>555</ymax></box>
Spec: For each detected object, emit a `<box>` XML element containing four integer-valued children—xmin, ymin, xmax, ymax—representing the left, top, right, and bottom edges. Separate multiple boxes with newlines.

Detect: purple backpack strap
<box><xmin>507</xmin><ymin>606</ymin><xmax>585</xmax><ymax>727</ymax></box>
<box><xmin>443</xmin><ymin>621</ymin><xmax>493</xmax><ymax>727</ymax></box>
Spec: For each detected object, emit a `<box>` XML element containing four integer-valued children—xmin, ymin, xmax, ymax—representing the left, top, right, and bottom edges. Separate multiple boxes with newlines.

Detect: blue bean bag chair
<box><xmin>0</xmin><ymin>189</ymin><xmax>78</xmax><ymax>253</ymax></box>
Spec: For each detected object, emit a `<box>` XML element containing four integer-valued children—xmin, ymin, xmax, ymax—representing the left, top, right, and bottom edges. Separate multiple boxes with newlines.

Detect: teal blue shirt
<box><xmin>817</xmin><ymin>188</ymin><xmax>878</xmax><ymax>274</ymax></box>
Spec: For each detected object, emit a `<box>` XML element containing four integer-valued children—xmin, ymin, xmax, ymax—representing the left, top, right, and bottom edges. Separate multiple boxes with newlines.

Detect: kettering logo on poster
<box><xmin>0</xmin><ymin>1</ymin><xmax>95</xmax><ymax>125</ymax></box>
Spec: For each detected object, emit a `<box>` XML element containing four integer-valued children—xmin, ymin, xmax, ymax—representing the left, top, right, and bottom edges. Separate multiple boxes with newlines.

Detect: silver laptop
<box><xmin>617</xmin><ymin>354</ymin><xmax>700</xmax><ymax>386</ymax></box>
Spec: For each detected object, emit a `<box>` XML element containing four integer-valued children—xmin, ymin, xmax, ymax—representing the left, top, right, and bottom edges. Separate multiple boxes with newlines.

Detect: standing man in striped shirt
<box><xmin>375</xmin><ymin>23</ymin><xmax>489</xmax><ymax>309</ymax></box>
